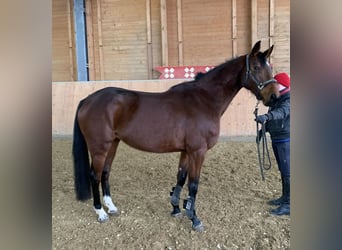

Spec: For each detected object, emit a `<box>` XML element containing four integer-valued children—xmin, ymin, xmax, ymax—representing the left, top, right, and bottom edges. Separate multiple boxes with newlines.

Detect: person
<box><xmin>255</xmin><ymin>72</ymin><xmax>290</xmax><ymax>216</ymax></box>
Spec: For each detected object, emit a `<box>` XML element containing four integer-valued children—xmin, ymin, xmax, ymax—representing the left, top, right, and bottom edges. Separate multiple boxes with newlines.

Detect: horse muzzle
<box><xmin>263</xmin><ymin>93</ymin><xmax>278</xmax><ymax>106</ymax></box>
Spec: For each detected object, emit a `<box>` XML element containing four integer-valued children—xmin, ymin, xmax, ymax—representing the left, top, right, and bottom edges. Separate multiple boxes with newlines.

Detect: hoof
<box><xmin>97</xmin><ymin>214</ymin><xmax>109</xmax><ymax>223</ymax></box>
<box><xmin>171</xmin><ymin>206</ymin><xmax>182</xmax><ymax>217</ymax></box>
<box><xmin>108</xmin><ymin>209</ymin><xmax>120</xmax><ymax>216</ymax></box>
<box><xmin>171</xmin><ymin>211</ymin><xmax>182</xmax><ymax>218</ymax></box>
<box><xmin>103</xmin><ymin>196</ymin><xmax>118</xmax><ymax>215</ymax></box>
<box><xmin>192</xmin><ymin>221</ymin><xmax>204</xmax><ymax>232</ymax></box>
<box><xmin>94</xmin><ymin>207</ymin><xmax>109</xmax><ymax>222</ymax></box>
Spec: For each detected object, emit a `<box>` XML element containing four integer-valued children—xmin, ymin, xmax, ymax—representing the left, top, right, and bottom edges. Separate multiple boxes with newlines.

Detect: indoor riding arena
<box><xmin>52</xmin><ymin>0</ymin><xmax>290</xmax><ymax>249</ymax></box>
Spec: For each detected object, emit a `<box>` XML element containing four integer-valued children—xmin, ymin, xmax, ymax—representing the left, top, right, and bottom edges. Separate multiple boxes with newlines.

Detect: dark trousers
<box><xmin>272</xmin><ymin>140</ymin><xmax>290</xmax><ymax>177</ymax></box>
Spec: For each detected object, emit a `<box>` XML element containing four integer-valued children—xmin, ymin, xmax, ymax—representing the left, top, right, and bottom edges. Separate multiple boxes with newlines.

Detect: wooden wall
<box><xmin>52</xmin><ymin>0</ymin><xmax>76</xmax><ymax>81</ymax></box>
<box><xmin>52</xmin><ymin>80</ymin><xmax>268</xmax><ymax>136</ymax></box>
<box><xmin>166</xmin><ymin>0</ymin><xmax>232</xmax><ymax>66</ymax></box>
<box><xmin>52</xmin><ymin>0</ymin><xmax>290</xmax><ymax>81</ymax></box>
<box><xmin>85</xmin><ymin>0</ymin><xmax>162</xmax><ymax>80</ymax></box>
<box><xmin>272</xmin><ymin>0</ymin><xmax>290</xmax><ymax>74</ymax></box>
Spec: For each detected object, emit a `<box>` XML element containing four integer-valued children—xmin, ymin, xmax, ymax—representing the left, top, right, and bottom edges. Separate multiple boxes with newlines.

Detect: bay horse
<box><xmin>72</xmin><ymin>41</ymin><xmax>279</xmax><ymax>232</ymax></box>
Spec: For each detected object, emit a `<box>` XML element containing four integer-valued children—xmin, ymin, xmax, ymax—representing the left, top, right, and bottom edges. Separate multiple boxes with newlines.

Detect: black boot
<box><xmin>271</xmin><ymin>176</ymin><xmax>290</xmax><ymax>216</ymax></box>
<box><xmin>268</xmin><ymin>175</ymin><xmax>286</xmax><ymax>206</ymax></box>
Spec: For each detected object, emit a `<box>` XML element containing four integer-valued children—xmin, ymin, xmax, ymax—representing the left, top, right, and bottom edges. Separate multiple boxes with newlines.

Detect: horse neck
<box><xmin>198</xmin><ymin>56</ymin><xmax>244</xmax><ymax>116</ymax></box>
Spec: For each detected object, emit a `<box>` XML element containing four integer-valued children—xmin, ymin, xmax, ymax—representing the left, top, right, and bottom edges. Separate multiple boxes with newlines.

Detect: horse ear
<box><xmin>262</xmin><ymin>45</ymin><xmax>274</xmax><ymax>58</ymax></box>
<box><xmin>250</xmin><ymin>40</ymin><xmax>261</xmax><ymax>56</ymax></box>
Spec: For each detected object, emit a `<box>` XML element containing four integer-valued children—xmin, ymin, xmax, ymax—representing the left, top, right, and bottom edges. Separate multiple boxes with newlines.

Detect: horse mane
<box><xmin>168</xmin><ymin>56</ymin><xmax>243</xmax><ymax>92</ymax></box>
<box><xmin>196</xmin><ymin>56</ymin><xmax>243</xmax><ymax>80</ymax></box>
<box><xmin>194</xmin><ymin>72</ymin><xmax>206</xmax><ymax>81</ymax></box>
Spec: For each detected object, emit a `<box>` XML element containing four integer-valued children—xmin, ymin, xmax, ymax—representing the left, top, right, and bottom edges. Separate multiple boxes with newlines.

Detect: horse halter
<box><xmin>244</xmin><ymin>54</ymin><xmax>276</xmax><ymax>90</ymax></box>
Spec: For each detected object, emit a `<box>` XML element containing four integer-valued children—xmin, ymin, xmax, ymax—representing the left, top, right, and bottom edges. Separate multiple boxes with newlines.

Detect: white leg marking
<box><xmin>94</xmin><ymin>207</ymin><xmax>109</xmax><ymax>222</ymax></box>
<box><xmin>103</xmin><ymin>196</ymin><xmax>119</xmax><ymax>215</ymax></box>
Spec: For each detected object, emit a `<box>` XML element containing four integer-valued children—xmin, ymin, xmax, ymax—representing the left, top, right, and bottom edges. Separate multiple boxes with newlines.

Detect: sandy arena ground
<box><xmin>52</xmin><ymin>137</ymin><xmax>290</xmax><ymax>249</ymax></box>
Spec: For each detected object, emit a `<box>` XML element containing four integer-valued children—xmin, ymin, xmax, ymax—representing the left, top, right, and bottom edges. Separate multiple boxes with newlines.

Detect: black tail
<box><xmin>72</xmin><ymin>100</ymin><xmax>91</xmax><ymax>201</ymax></box>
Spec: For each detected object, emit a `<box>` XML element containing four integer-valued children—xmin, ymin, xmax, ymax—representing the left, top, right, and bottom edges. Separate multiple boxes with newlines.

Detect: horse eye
<box><xmin>254</xmin><ymin>66</ymin><xmax>260</xmax><ymax>71</ymax></box>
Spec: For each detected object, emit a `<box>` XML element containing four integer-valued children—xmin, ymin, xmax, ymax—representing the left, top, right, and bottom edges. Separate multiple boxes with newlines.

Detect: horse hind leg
<box><xmin>89</xmin><ymin>141</ymin><xmax>114</xmax><ymax>222</ymax></box>
<box><xmin>101</xmin><ymin>139</ymin><xmax>120</xmax><ymax>215</ymax></box>
<box><xmin>89</xmin><ymin>158</ymin><xmax>109</xmax><ymax>222</ymax></box>
<box><xmin>170</xmin><ymin>152</ymin><xmax>188</xmax><ymax>217</ymax></box>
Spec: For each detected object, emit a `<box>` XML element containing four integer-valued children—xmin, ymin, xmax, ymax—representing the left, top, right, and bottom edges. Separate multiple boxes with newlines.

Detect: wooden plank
<box><xmin>147</xmin><ymin>44</ymin><xmax>153</xmax><ymax>79</ymax></box>
<box><xmin>165</xmin><ymin>0</ymin><xmax>178</xmax><ymax>66</ymax></box>
<box><xmin>181</xmin><ymin>1</ymin><xmax>231</xmax><ymax>65</ymax></box>
<box><xmin>269</xmin><ymin>0</ymin><xmax>275</xmax><ymax>37</ymax></box>
<box><xmin>231</xmin><ymin>0</ymin><xmax>237</xmax><ymax>57</ymax></box>
<box><xmin>99</xmin><ymin>0</ymin><xmax>148</xmax><ymax>80</ymax></box>
<box><xmin>269</xmin><ymin>0</ymin><xmax>275</xmax><ymax>58</ymax></box>
<box><xmin>97</xmin><ymin>0</ymin><xmax>104</xmax><ymax>80</ymax></box>
<box><xmin>177</xmin><ymin>0</ymin><xmax>183</xmax><ymax>65</ymax></box>
<box><xmin>85</xmin><ymin>0</ymin><xmax>95</xmax><ymax>80</ymax></box>
<box><xmin>67</xmin><ymin>0</ymin><xmax>74</xmax><ymax>81</ymax></box>
<box><xmin>235</xmin><ymin>0</ymin><xmax>249</xmax><ymax>55</ymax></box>
<box><xmin>146</xmin><ymin>0</ymin><xmax>153</xmax><ymax>78</ymax></box>
<box><xmin>160</xmin><ymin>0</ymin><xmax>168</xmax><ymax>66</ymax></box>
<box><xmin>151</xmin><ymin>0</ymin><xmax>162</xmax><ymax>79</ymax></box>
<box><xmin>251</xmin><ymin>0</ymin><xmax>258</xmax><ymax>45</ymax></box>
<box><xmin>146</xmin><ymin>0</ymin><xmax>152</xmax><ymax>44</ymax></box>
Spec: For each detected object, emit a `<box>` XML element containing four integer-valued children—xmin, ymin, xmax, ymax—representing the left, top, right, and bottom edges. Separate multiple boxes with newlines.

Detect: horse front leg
<box><xmin>170</xmin><ymin>152</ymin><xmax>188</xmax><ymax>217</ymax></box>
<box><xmin>184</xmin><ymin>179</ymin><xmax>203</xmax><ymax>231</ymax></box>
<box><xmin>183</xmin><ymin>148</ymin><xmax>206</xmax><ymax>232</ymax></box>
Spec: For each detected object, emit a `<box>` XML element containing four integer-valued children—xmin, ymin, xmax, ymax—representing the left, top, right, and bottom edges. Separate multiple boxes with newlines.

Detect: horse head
<box><xmin>243</xmin><ymin>41</ymin><xmax>280</xmax><ymax>106</ymax></box>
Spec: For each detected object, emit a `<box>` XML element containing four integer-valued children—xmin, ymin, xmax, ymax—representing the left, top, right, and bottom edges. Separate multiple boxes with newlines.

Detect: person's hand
<box><xmin>255</xmin><ymin>114</ymin><xmax>268</xmax><ymax>124</ymax></box>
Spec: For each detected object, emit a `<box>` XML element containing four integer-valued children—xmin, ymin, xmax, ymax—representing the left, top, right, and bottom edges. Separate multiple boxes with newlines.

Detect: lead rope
<box><xmin>254</xmin><ymin>101</ymin><xmax>272</xmax><ymax>181</ymax></box>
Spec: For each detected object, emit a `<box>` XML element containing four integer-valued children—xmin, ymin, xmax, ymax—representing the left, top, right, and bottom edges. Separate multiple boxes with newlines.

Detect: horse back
<box><xmin>77</xmin><ymin>86</ymin><xmax>220</xmax><ymax>153</ymax></box>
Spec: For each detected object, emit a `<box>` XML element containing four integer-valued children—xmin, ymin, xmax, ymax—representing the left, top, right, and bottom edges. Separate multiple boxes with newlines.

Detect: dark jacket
<box><xmin>266</xmin><ymin>92</ymin><xmax>290</xmax><ymax>140</ymax></box>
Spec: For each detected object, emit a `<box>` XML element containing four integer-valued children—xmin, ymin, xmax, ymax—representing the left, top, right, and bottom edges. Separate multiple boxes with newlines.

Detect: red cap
<box><xmin>274</xmin><ymin>72</ymin><xmax>290</xmax><ymax>88</ymax></box>
<box><xmin>274</xmin><ymin>72</ymin><xmax>290</xmax><ymax>94</ymax></box>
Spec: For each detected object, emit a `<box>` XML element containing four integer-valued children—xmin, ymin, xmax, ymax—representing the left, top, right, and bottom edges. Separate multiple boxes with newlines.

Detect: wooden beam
<box><xmin>146</xmin><ymin>0</ymin><xmax>152</xmax><ymax>44</ymax></box>
<box><xmin>73</xmin><ymin>0</ymin><xmax>88</xmax><ymax>81</ymax></box>
<box><xmin>67</xmin><ymin>0</ymin><xmax>74</xmax><ymax>81</ymax></box>
<box><xmin>231</xmin><ymin>0</ymin><xmax>237</xmax><ymax>57</ymax></box>
<box><xmin>146</xmin><ymin>0</ymin><xmax>153</xmax><ymax>79</ymax></box>
<box><xmin>97</xmin><ymin>0</ymin><xmax>104</xmax><ymax>80</ymax></box>
<box><xmin>160</xmin><ymin>0</ymin><xmax>168</xmax><ymax>66</ymax></box>
<box><xmin>85</xmin><ymin>0</ymin><xmax>95</xmax><ymax>80</ymax></box>
<box><xmin>177</xmin><ymin>0</ymin><xmax>183</xmax><ymax>66</ymax></box>
<box><xmin>251</xmin><ymin>0</ymin><xmax>258</xmax><ymax>45</ymax></box>
<box><xmin>269</xmin><ymin>0</ymin><xmax>275</xmax><ymax>63</ymax></box>
<box><xmin>269</xmin><ymin>0</ymin><xmax>275</xmax><ymax>38</ymax></box>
